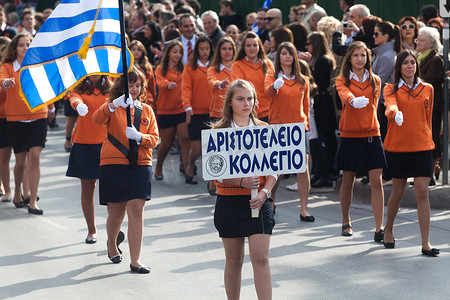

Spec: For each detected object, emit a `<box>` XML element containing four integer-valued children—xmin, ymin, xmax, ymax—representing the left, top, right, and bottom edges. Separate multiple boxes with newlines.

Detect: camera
<box><xmin>343</xmin><ymin>22</ymin><xmax>349</xmax><ymax>28</ymax></box>
<box><xmin>135</xmin><ymin>0</ymin><xmax>143</xmax><ymax>9</ymax></box>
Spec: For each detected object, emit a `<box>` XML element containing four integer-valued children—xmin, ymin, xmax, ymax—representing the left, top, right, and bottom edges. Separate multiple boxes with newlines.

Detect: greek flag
<box><xmin>19</xmin><ymin>0</ymin><xmax>133</xmax><ymax>112</ymax></box>
<box><xmin>251</xmin><ymin>0</ymin><xmax>272</xmax><ymax>34</ymax></box>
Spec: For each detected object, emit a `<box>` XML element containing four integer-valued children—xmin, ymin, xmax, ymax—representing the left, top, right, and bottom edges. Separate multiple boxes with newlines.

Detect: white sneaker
<box><xmin>286</xmin><ymin>183</ymin><xmax>298</xmax><ymax>191</ymax></box>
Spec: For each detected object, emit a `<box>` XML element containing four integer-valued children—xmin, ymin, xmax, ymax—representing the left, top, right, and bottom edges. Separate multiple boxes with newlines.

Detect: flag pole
<box><xmin>118</xmin><ymin>0</ymin><xmax>138</xmax><ymax>167</ymax></box>
<box><xmin>118</xmin><ymin>0</ymin><xmax>132</xmax><ymax>127</ymax></box>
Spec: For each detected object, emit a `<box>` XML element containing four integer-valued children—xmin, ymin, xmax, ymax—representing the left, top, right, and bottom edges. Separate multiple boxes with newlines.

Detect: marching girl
<box><xmin>66</xmin><ymin>75</ymin><xmax>110</xmax><ymax>244</ymax></box>
<box><xmin>0</xmin><ymin>33</ymin><xmax>55</xmax><ymax>214</ymax></box>
<box><xmin>207</xmin><ymin>36</ymin><xmax>236</xmax><ymax>195</ymax></box>
<box><xmin>182</xmin><ymin>36</ymin><xmax>213</xmax><ymax>185</ymax></box>
<box><xmin>130</xmin><ymin>40</ymin><xmax>156</xmax><ymax>109</ymax></box>
<box><xmin>213</xmin><ymin>79</ymin><xmax>276</xmax><ymax>300</ymax></box>
<box><xmin>154</xmin><ymin>40</ymin><xmax>190</xmax><ymax>180</ymax></box>
<box><xmin>335</xmin><ymin>41</ymin><xmax>385</xmax><ymax>240</ymax></box>
<box><xmin>382</xmin><ymin>50</ymin><xmax>439</xmax><ymax>256</ymax></box>
<box><xmin>231</xmin><ymin>31</ymin><xmax>274</xmax><ymax>123</ymax></box>
<box><xmin>92</xmin><ymin>66</ymin><xmax>159</xmax><ymax>273</ymax></box>
<box><xmin>264</xmin><ymin>41</ymin><xmax>313</xmax><ymax>221</ymax></box>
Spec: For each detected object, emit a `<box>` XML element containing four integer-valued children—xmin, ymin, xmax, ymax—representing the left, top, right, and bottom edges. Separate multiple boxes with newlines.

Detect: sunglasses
<box><xmin>401</xmin><ymin>24</ymin><xmax>415</xmax><ymax>30</ymax></box>
<box><xmin>305</xmin><ymin>42</ymin><xmax>311</xmax><ymax>46</ymax></box>
<box><xmin>264</xmin><ymin>17</ymin><xmax>278</xmax><ymax>21</ymax></box>
<box><xmin>373</xmin><ymin>32</ymin><xmax>382</xmax><ymax>37</ymax></box>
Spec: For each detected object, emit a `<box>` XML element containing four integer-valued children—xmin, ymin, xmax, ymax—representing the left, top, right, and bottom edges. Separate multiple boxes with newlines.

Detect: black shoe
<box><xmin>130</xmin><ymin>263</ymin><xmax>150</xmax><ymax>273</ymax></box>
<box><xmin>360</xmin><ymin>176</ymin><xmax>369</xmax><ymax>184</ymax></box>
<box><xmin>117</xmin><ymin>230</ymin><xmax>125</xmax><ymax>254</ymax></box>
<box><xmin>185</xmin><ymin>175</ymin><xmax>198</xmax><ymax>184</ymax></box>
<box><xmin>300</xmin><ymin>215</ymin><xmax>315</xmax><ymax>222</ymax></box>
<box><xmin>383</xmin><ymin>239</ymin><xmax>395</xmax><ymax>249</ymax></box>
<box><xmin>107</xmin><ymin>230</ymin><xmax>125</xmax><ymax>263</ymax></box>
<box><xmin>341</xmin><ymin>224</ymin><xmax>353</xmax><ymax>236</ymax></box>
<box><xmin>311</xmin><ymin>177</ymin><xmax>332</xmax><ymax>188</ymax></box>
<box><xmin>13</xmin><ymin>201</ymin><xmax>25</xmax><ymax>208</ymax></box>
<box><xmin>22</xmin><ymin>195</ymin><xmax>39</xmax><ymax>205</ymax></box>
<box><xmin>109</xmin><ymin>253</ymin><xmax>122</xmax><ymax>263</ymax></box>
<box><xmin>85</xmin><ymin>237</ymin><xmax>97</xmax><ymax>244</ymax></box>
<box><xmin>374</xmin><ymin>229</ymin><xmax>384</xmax><ymax>242</ymax></box>
<box><xmin>28</xmin><ymin>207</ymin><xmax>43</xmax><ymax>215</ymax></box>
<box><xmin>421</xmin><ymin>248</ymin><xmax>439</xmax><ymax>257</ymax></box>
<box><xmin>310</xmin><ymin>174</ymin><xmax>320</xmax><ymax>185</ymax></box>
<box><xmin>155</xmin><ymin>175</ymin><xmax>163</xmax><ymax>180</ymax></box>
<box><xmin>429</xmin><ymin>178</ymin><xmax>436</xmax><ymax>186</ymax></box>
<box><xmin>1</xmin><ymin>198</ymin><xmax>11</xmax><ymax>202</ymax></box>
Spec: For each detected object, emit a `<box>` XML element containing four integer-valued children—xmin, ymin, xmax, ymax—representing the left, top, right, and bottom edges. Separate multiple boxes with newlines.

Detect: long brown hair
<box><xmin>339</xmin><ymin>41</ymin><xmax>378</xmax><ymax>96</ymax></box>
<box><xmin>299</xmin><ymin>59</ymin><xmax>317</xmax><ymax>96</ymax></box>
<box><xmin>234</xmin><ymin>31</ymin><xmax>271</xmax><ymax>75</ymax></box>
<box><xmin>273</xmin><ymin>42</ymin><xmax>306</xmax><ymax>86</ymax></box>
<box><xmin>390</xmin><ymin>49</ymin><xmax>419</xmax><ymax>95</ymax></box>
<box><xmin>1</xmin><ymin>32</ymin><xmax>33</xmax><ymax>64</ymax></box>
<box><xmin>213</xmin><ymin>79</ymin><xmax>264</xmax><ymax>129</ymax></box>
<box><xmin>188</xmin><ymin>35</ymin><xmax>213</xmax><ymax>70</ymax></box>
<box><xmin>160</xmin><ymin>39</ymin><xmax>184</xmax><ymax>77</ymax></box>
<box><xmin>130</xmin><ymin>40</ymin><xmax>152</xmax><ymax>74</ymax></box>
<box><xmin>307</xmin><ymin>31</ymin><xmax>335</xmax><ymax>70</ymax></box>
<box><xmin>108</xmin><ymin>66</ymin><xmax>147</xmax><ymax>102</ymax></box>
<box><xmin>74</xmin><ymin>75</ymin><xmax>111</xmax><ymax>95</ymax></box>
<box><xmin>210</xmin><ymin>36</ymin><xmax>236</xmax><ymax>73</ymax></box>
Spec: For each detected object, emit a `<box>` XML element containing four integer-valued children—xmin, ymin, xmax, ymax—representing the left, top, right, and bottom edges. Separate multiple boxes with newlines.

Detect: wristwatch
<box><xmin>261</xmin><ymin>188</ymin><xmax>272</xmax><ymax>199</ymax></box>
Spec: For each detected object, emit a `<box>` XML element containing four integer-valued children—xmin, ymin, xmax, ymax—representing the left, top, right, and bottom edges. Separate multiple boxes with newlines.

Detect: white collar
<box><xmin>197</xmin><ymin>60</ymin><xmax>209</xmax><ymax>68</ymax></box>
<box><xmin>181</xmin><ymin>35</ymin><xmax>196</xmax><ymax>45</ymax></box>
<box><xmin>398</xmin><ymin>78</ymin><xmax>421</xmax><ymax>90</ymax></box>
<box><xmin>349</xmin><ymin>69</ymin><xmax>369</xmax><ymax>83</ymax></box>
<box><xmin>132</xmin><ymin>25</ymin><xmax>145</xmax><ymax>36</ymax></box>
<box><xmin>13</xmin><ymin>59</ymin><xmax>20</xmax><ymax>72</ymax></box>
<box><xmin>0</xmin><ymin>23</ymin><xmax>6</xmax><ymax>31</ymax></box>
<box><xmin>245</xmin><ymin>56</ymin><xmax>261</xmax><ymax>64</ymax></box>
<box><xmin>219</xmin><ymin>63</ymin><xmax>231</xmax><ymax>71</ymax></box>
<box><xmin>231</xmin><ymin>118</ymin><xmax>255</xmax><ymax>128</ymax></box>
<box><xmin>277</xmin><ymin>71</ymin><xmax>295</xmax><ymax>80</ymax></box>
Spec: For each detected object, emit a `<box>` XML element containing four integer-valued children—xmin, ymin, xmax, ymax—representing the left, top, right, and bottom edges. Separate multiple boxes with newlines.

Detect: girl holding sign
<box><xmin>382</xmin><ymin>50</ymin><xmax>438</xmax><ymax>256</ymax></box>
<box><xmin>213</xmin><ymin>79</ymin><xmax>276</xmax><ymax>299</ymax></box>
<box><xmin>182</xmin><ymin>36</ymin><xmax>214</xmax><ymax>185</ymax></box>
<box><xmin>335</xmin><ymin>41</ymin><xmax>385</xmax><ymax>240</ymax></box>
<box><xmin>231</xmin><ymin>31</ymin><xmax>274</xmax><ymax>123</ymax></box>
<box><xmin>264</xmin><ymin>41</ymin><xmax>314</xmax><ymax>222</ymax></box>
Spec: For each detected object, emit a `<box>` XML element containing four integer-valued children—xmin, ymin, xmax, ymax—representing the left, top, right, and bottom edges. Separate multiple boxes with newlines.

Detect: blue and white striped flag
<box><xmin>251</xmin><ymin>0</ymin><xmax>272</xmax><ymax>34</ymax></box>
<box><xmin>19</xmin><ymin>0</ymin><xmax>133</xmax><ymax>112</ymax></box>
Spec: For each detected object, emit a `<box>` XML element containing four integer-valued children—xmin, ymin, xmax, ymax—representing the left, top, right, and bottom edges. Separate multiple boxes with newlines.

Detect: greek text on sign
<box><xmin>201</xmin><ymin>123</ymin><xmax>306</xmax><ymax>180</ymax></box>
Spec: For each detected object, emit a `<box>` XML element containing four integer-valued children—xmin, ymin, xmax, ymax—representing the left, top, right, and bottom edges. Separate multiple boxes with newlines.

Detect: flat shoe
<box><xmin>421</xmin><ymin>248</ymin><xmax>439</xmax><ymax>257</ymax></box>
<box><xmin>13</xmin><ymin>201</ymin><xmax>25</xmax><ymax>208</ymax></box>
<box><xmin>341</xmin><ymin>224</ymin><xmax>353</xmax><ymax>236</ymax></box>
<box><xmin>130</xmin><ymin>263</ymin><xmax>150</xmax><ymax>274</ymax></box>
<box><xmin>383</xmin><ymin>239</ymin><xmax>395</xmax><ymax>249</ymax></box>
<box><xmin>185</xmin><ymin>175</ymin><xmax>198</xmax><ymax>184</ymax></box>
<box><xmin>117</xmin><ymin>230</ymin><xmax>125</xmax><ymax>254</ymax></box>
<box><xmin>28</xmin><ymin>207</ymin><xmax>43</xmax><ymax>215</ymax></box>
<box><xmin>154</xmin><ymin>175</ymin><xmax>163</xmax><ymax>180</ymax></box>
<box><xmin>374</xmin><ymin>229</ymin><xmax>384</xmax><ymax>242</ymax></box>
<box><xmin>2</xmin><ymin>198</ymin><xmax>12</xmax><ymax>203</ymax></box>
<box><xmin>300</xmin><ymin>215</ymin><xmax>315</xmax><ymax>222</ymax></box>
<box><xmin>109</xmin><ymin>254</ymin><xmax>122</xmax><ymax>263</ymax></box>
<box><xmin>22</xmin><ymin>195</ymin><xmax>40</xmax><ymax>205</ymax></box>
<box><xmin>85</xmin><ymin>237</ymin><xmax>97</xmax><ymax>244</ymax></box>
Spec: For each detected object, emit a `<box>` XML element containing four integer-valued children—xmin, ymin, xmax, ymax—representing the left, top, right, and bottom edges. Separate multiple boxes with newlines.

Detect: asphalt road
<box><xmin>1</xmin><ymin>118</ymin><xmax>449</xmax><ymax>299</ymax></box>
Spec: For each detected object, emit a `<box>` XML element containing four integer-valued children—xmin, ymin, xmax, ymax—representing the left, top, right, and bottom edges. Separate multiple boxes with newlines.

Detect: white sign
<box><xmin>201</xmin><ymin>123</ymin><xmax>306</xmax><ymax>181</ymax></box>
<box><xmin>440</xmin><ymin>0</ymin><xmax>450</xmax><ymax>18</ymax></box>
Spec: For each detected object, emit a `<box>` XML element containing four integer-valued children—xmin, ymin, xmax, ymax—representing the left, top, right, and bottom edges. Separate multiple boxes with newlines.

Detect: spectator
<box><xmin>164</xmin><ymin>14</ymin><xmax>198</xmax><ymax>65</ymax></box>
<box><xmin>398</xmin><ymin>16</ymin><xmax>418</xmax><ymax>51</ymax></box>
<box><xmin>130</xmin><ymin>40</ymin><xmax>157</xmax><ymax>109</ymax></box>
<box><xmin>264</xmin><ymin>8</ymin><xmax>283</xmax><ymax>32</ymax></box>
<box><xmin>339</xmin><ymin>0</ymin><xmax>355</xmax><ymax>14</ymax></box>
<box><xmin>245</xmin><ymin>12</ymin><xmax>257</xmax><ymax>32</ymax></box>
<box><xmin>416</xmin><ymin>27</ymin><xmax>444</xmax><ymax>185</ymax></box>
<box><xmin>255</xmin><ymin>8</ymin><xmax>270</xmax><ymax>46</ymax></box>
<box><xmin>419</xmin><ymin>4</ymin><xmax>438</xmax><ymax>25</ymax></box>
<box><xmin>7</xmin><ymin>11</ymin><xmax>20</xmax><ymax>28</ymax></box>
<box><xmin>301</xmin><ymin>0</ymin><xmax>327</xmax><ymax>32</ymax></box>
<box><xmin>143</xmin><ymin>21</ymin><xmax>162</xmax><ymax>65</ymax></box>
<box><xmin>0</xmin><ymin>7</ymin><xmax>16</xmax><ymax>39</ymax></box>
<box><xmin>225</xmin><ymin>24</ymin><xmax>240</xmax><ymax>49</ymax></box>
<box><xmin>426</xmin><ymin>17</ymin><xmax>443</xmax><ymax>41</ymax></box>
<box><xmin>18</xmin><ymin>8</ymin><xmax>35</xmax><ymax>37</ymax></box>
<box><xmin>296</xmin><ymin>4</ymin><xmax>307</xmax><ymax>25</ymax></box>
<box><xmin>218</xmin><ymin>0</ymin><xmax>242</xmax><ymax>31</ymax></box>
<box><xmin>289</xmin><ymin>23</ymin><xmax>308</xmax><ymax>52</ymax></box>
<box><xmin>307</xmin><ymin>10</ymin><xmax>327</xmax><ymax>32</ymax></box>
<box><xmin>288</xmin><ymin>5</ymin><xmax>299</xmax><ymax>24</ymax></box>
<box><xmin>201</xmin><ymin>10</ymin><xmax>225</xmax><ymax>49</ymax></box>
<box><xmin>34</xmin><ymin>12</ymin><xmax>44</xmax><ymax>32</ymax></box>
<box><xmin>42</xmin><ymin>8</ymin><xmax>52</xmax><ymax>21</ymax></box>
<box><xmin>129</xmin><ymin>10</ymin><xmax>147</xmax><ymax>45</ymax></box>
<box><xmin>267</xmin><ymin>27</ymin><xmax>293</xmax><ymax>65</ymax></box>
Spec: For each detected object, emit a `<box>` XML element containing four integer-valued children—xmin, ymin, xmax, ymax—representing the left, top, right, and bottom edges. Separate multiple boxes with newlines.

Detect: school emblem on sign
<box><xmin>206</xmin><ymin>154</ymin><xmax>226</xmax><ymax>177</ymax></box>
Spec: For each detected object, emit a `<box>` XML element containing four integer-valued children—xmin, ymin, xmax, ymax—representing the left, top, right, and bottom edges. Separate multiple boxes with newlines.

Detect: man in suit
<box><xmin>164</xmin><ymin>13</ymin><xmax>198</xmax><ymax>65</ymax></box>
<box><xmin>129</xmin><ymin>10</ymin><xmax>147</xmax><ymax>45</ymax></box>
<box><xmin>201</xmin><ymin>10</ymin><xmax>224</xmax><ymax>49</ymax></box>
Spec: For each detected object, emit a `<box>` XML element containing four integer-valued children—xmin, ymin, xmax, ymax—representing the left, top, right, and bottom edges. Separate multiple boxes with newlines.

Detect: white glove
<box><xmin>126</xmin><ymin>125</ymin><xmax>142</xmax><ymax>142</ymax></box>
<box><xmin>76</xmin><ymin>103</ymin><xmax>88</xmax><ymax>116</ymax></box>
<box><xmin>350</xmin><ymin>96</ymin><xmax>369</xmax><ymax>109</ymax></box>
<box><xmin>112</xmin><ymin>94</ymin><xmax>133</xmax><ymax>109</ymax></box>
<box><xmin>394</xmin><ymin>111</ymin><xmax>403</xmax><ymax>126</ymax></box>
<box><xmin>273</xmin><ymin>78</ymin><xmax>284</xmax><ymax>90</ymax></box>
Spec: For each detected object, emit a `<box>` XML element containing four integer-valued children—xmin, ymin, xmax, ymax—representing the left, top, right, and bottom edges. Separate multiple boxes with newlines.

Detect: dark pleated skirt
<box><xmin>7</xmin><ymin>119</ymin><xmax>47</xmax><ymax>153</ymax></box>
<box><xmin>214</xmin><ymin>194</ymin><xmax>275</xmax><ymax>238</ymax></box>
<box><xmin>386</xmin><ymin>150</ymin><xmax>432</xmax><ymax>178</ymax></box>
<box><xmin>0</xmin><ymin>118</ymin><xmax>11</xmax><ymax>148</ymax></box>
<box><xmin>66</xmin><ymin>143</ymin><xmax>102</xmax><ymax>179</ymax></box>
<box><xmin>99</xmin><ymin>164</ymin><xmax>152</xmax><ymax>205</ymax></box>
<box><xmin>336</xmin><ymin>136</ymin><xmax>386</xmax><ymax>172</ymax></box>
